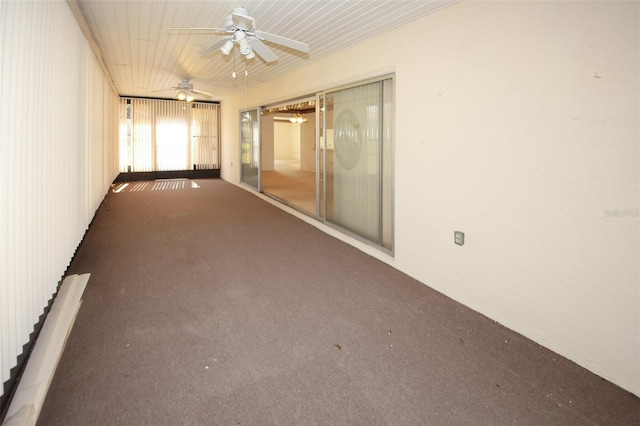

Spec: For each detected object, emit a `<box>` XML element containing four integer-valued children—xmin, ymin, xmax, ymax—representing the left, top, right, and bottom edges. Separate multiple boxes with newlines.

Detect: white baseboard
<box><xmin>3</xmin><ymin>273</ymin><xmax>90</xmax><ymax>426</ymax></box>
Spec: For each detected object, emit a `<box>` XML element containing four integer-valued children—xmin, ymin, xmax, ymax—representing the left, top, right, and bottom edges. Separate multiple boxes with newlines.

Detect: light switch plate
<box><xmin>454</xmin><ymin>231</ymin><xmax>465</xmax><ymax>246</ymax></box>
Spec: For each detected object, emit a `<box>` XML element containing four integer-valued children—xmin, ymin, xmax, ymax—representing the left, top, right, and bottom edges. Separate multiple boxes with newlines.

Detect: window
<box><xmin>119</xmin><ymin>98</ymin><xmax>220</xmax><ymax>173</ymax></box>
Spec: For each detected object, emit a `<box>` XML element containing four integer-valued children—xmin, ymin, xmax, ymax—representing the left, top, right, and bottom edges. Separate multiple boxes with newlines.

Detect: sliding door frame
<box><xmin>245</xmin><ymin>74</ymin><xmax>394</xmax><ymax>254</ymax></box>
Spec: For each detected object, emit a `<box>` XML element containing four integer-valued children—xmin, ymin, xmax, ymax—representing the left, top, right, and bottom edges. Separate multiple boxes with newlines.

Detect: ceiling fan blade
<box><xmin>151</xmin><ymin>86</ymin><xmax>180</xmax><ymax>92</ymax></box>
<box><xmin>191</xmin><ymin>89</ymin><xmax>213</xmax><ymax>98</ymax></box>
<box><xmin>247</xmin><ymin>37</ymin><xmax>278</xmax><ymax>63</ymax></box>
<box><xmin>165</xmin><ymin>27</ymin><xmax>227</xmax><ymax>34</ymax></box>
<box><xmin>199</xmin><ymin>37</ymin><xmax>231</xmax><ymax>55</ymax></box>
<box><xmin>253</xmin><ymin>30</ymin><xmax>310</xmax><ymax>53</ymax></box>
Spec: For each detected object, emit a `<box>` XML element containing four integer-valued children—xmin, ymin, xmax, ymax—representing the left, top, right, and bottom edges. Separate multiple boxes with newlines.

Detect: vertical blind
<box><xmin>192</xmin><ymin>103</ymin><xmax>220</xmax><ymax>170</ymax></box>
<box><xmin>119</xmin><ymin>99</ymin><xmax>220</xmax><ymax>173</ymax></box>
<box><xmin>0</xmin><ymin>0</ymin><xmax>119</xmax><ymax>408</ymax></box>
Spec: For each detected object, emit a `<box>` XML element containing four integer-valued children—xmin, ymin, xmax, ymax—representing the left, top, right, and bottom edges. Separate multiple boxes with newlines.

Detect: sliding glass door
<box><xmin>243</xmin><ymin>76</ymin><xmax>394</xmax><ymax>252</ymax></box>
<box><xmin>321</xmin><ymin>77</ymin><xmax>394</xmax><ymax>251</ymax></box>
<box><xmin>240</xmin><ymin>108</ymin><xmax>260</xmax><ymax>190</ymax></box>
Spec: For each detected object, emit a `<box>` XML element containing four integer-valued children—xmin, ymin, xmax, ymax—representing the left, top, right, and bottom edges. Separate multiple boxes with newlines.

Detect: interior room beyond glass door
<box><xmin>260</xmin><ymin>98</ymin><xmax>317</xmax><ymax>216</ymax></box>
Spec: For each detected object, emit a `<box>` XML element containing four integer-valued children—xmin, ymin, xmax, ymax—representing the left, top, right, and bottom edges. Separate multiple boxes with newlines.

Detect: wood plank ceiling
<box><xmin>72</xmin><ymin>0</ymin><xmax>457</xmax><ymax>101</ymax></box>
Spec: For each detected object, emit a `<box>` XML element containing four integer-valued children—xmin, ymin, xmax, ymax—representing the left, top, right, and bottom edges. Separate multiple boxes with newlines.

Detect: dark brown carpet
<box><xmin>37</xmin><ymin>179</ymin><xmax>640</xmax><ymax>425</ymax></box>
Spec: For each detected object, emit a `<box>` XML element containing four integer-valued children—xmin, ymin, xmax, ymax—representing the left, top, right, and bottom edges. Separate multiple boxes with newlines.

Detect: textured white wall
<box><xmin>396</xmin><ymin>1</ymin><xmax>638</xmax><ymax>397</ymax></box>
<box><xmin>220</xmin><ymin>1</ymin><xmax>639</xmax><ymax>396</ymax></box>
<box><xmin>274</xmin><ymin>122</ymin><xmax>295</xmax><ymax>159</ymax></box>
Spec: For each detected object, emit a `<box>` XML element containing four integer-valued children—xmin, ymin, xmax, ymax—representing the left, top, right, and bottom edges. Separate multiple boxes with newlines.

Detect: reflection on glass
<box><xmin>241</xmin><ymin>109</ymin><xmax>260</xmax><ymax>190</ymax></box>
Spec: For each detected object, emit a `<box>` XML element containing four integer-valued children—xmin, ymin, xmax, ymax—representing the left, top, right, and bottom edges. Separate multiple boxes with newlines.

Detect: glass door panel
<box><xmin>259</xmin><ymin>98</ymin><xmax>317</xmax><ymax>216</ymax></box>
<box><xmin>240</xmin><ymin>108</ymin><xmax>260</xmax><ymax>190</ymax></box>
<box><xmin>325</xmin><ymin>82</ymin><xmax>382</xmax><ymax>244</ymax></box>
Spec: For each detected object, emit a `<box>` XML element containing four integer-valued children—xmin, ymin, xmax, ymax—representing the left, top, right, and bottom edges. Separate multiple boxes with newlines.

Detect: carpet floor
<box><xmin>37</xmin><ymin>179</ymin><xmax>640</xmax><ymax>425</ymax></box>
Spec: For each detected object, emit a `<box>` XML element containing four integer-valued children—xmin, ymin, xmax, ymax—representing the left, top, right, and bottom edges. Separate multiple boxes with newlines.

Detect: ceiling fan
<box><xmin>152</xmin><ymin>78</ymin><xmax>212</xmax><ymax>102</ymax></box>
<box><xmin>167</xmin><ymin>7</ymin><xmax>310</xmax><ymax>63</ymax></box>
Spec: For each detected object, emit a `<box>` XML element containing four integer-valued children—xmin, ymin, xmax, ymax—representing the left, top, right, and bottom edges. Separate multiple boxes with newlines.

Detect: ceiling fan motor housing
<box><xmin>231</xmin><ymin>8</ymin><xmax>254</xmax><ymax>30</ymax></box>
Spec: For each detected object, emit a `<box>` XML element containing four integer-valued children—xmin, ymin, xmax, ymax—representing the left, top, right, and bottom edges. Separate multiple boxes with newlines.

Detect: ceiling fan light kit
<box><xmin>237</xmin><ymin>35</ymin><xmax>252</xmax><ymax>56</ymax></box>
<box><xmin>177</xmin><ymin>91</ymin><xmax>194</xmax><ymax>102</ymax></box>
<box><xmin>220</xmin><ymin>39</ymin><xmax>234</xmax><ymax>55</ymax></box>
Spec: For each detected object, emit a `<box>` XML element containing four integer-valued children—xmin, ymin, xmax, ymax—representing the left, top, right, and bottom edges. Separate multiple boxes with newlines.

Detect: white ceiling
<box><xmin>71</xmin><ymin>0</ymin><xmax>457</xmax><ymax>102</ymax></box>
